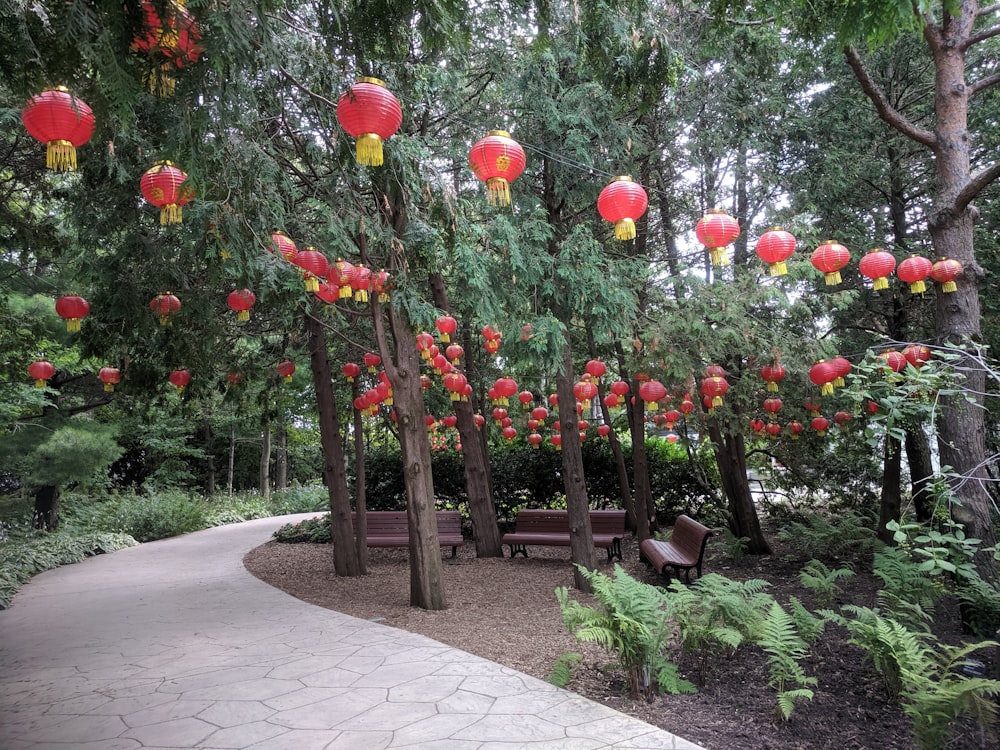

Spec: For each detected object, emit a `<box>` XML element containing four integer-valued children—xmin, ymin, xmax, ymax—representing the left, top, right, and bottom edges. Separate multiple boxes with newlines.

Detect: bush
<box><xmin>86</xmin><ymin>490</ymin><xmax>209</xmax><ymax>542</ymax></box>
<box><xmin>273</xmin><ymin>514</ymin><xmax>331</xmax><ymax>543</ymax></box>
<box><xmin>269</xmin><ymin>483</ymin><xmax>329</xmax><ymax>514</ymax></box>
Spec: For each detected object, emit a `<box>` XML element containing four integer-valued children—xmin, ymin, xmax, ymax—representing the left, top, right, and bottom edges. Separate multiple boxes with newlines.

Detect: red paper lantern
<box><xmin>431</xmin><ymin>354</ymin><xmax>449</xmax><ymax>374</ymax></box>
<box><xmin>363</xmin><ymin>352</ymin><xmax>381</xmax><ymax>372</ymax></box>
<box><xmin>55</xmin><ymin>294</ymin><xmax>90</xmax><ymax>332</ymax></box>
<box><xmin>610</xmin><ymin>380</ymin><xmax>629</xmax><ymax>397</ymax></box>
<box><xmin>597</xmin><ymin>176</ymin><xmax>648</xmax><ymax>240</ymax></box>
<box><xmin>766</xmin><ymin>422</ymin><xmax>782</xmax><ymax>438</ymax></box>
<box><xmin>858</xmin><ymin>249</ymin><xmax>896</xmax><ymax>291</ymax></box>
<box><xmin>492</xmin><ymin>407</ymin><xmax>508</xmax><ymax>422</ymax></box>
<box><xmin>754</xmin><ymin>227</ymin><xmax>797</xmax><ymax>276</ymax></box>
<box><xmin>602</xmin><ymin>394</ymin><xmax>620</xmax><ymax>410</ymax></box>
<box><xmin>99</xmin><ymin>366</ymin><xmax>121</xmax><ymax>392</ymax></box>
<box><xmin>270</xmin><ymin>231</ymin><xmax>297</xmax><ymax>260</ymax></box>
<box><xmin>585</xmin><ymin>359</ymin><xmax>607</xmax><ymax>380</ymax></box>
<box><xmin>833</xmin><ymin>411</ymin><xmax>853</xmax><ymax>429</ymax></box>
<box><xmin>760</xmin><ymin>362</ymin><xmax>786</xmax><ymax>392</ymax></box>
<box><xmin>809</xmin><ymin>360</ymin><xmax>837</xmax><ymax>396</ymax></box>
<box><xmin>831</xmin><ymin>356</ymin><xmax>852</xmax><ymax>387</ymax></box>
<box><xmin>700</xmin><ymin>376</ymin><xmax>729</xmax><ymax>408</ymax></box>
<box><xmin>443</xmin><ymin>372</ymin><xmax>468</xmax><ymax>401</ymax></box>
<box><xmin>678</xmin><ymin>395</ymin><xmax>695</xmax><ymax>415</ymax></box>
<box><xmin>804</xmin><ymin>399</ymin><xmax>822</xmax><ymax>416</ymax></box>
<box><xmin>573</xmin><ymin>380</ymin><xmax>598</xmax><ymax>410</ymax></box>
<box><xmin>468</xmin><ymin>130</ymin><xmax>527</xmax><ymax>206</ymax></box>
<box><xmin>132</xmin><ymin>0</ymin><xmax>202</xmax><ymax>96</ymax></box>
<box><xmin>897</xmin><ymin>255</ymin><xmax>933</xmax><ymax>294</ymax></box>
<box><xmin>336</xmin><ymin>78</ymin><xmax>403</xmax><ymax>167</ymax></box>
<box><xmin>350</xmin><ymin>265</ymin><xmax>373</xmax><ymax>302</ymax></box>
<box><xmin>140</xmin><ymin>161</ymin><xmax>191</xmax><ymax>225</ymax></box>
<box><xmin>435</xmin><ymin>315</ymin><xmax>457</xmax><ymax>343</ymax></box>
<box><xmin>705</xmin><ymin>364</ymin><xmax>726</xmax><ymax>379</ymax></box>
<box><xmin>292</xmin><ymin>247</ymin><xmax>328</xmax><ymax>292</ymax></box>
<box><xmin>518</xmin><ymin>390</ymin><xmax>534</xmax><ymax>408</ymax></box>
<box><xmin>531</xmin><ymin>406</ymin><xmax>549</xmax><ymax>424</ymax></box>
<box><xmin>763</xmin><ymin>397</ymin><xmax>782</xmax><ymax>416</ymax></box>
<box><xmin>903</xmin><ymin>344</ymin><xmax>931</xmax><ymax>368</ymax></box>
<box><xmin>930</xmin><ymin>258</ymin><xmax>962</xmax><ymax>293</ymax></box>
<box><xmin>473</xmin><ymin>413</ymin><xmax>485</xmax><ymax>428</ymax></box>
<box><xmin>328</xmin><ymin>259</ymin><xmax>356</xmax><ymax>299</ymax></box>
<box><xmin>315</xmin><ymin>282</ymin><xmax>339</xmax><ymax>304</ymax></box>
<box><xmin>416</xmin><ymin>332</ymin><xmax>435</xmax><ymax>359</ymax></box>
<box><xmin>226</xmin><ymin>288</ymin><xmax>256</xmax><ymax>322</ymax></box>
<box><xmin>442</xmin><ymin>415</ymin><xmax>458</xmax><ymax>428</ymax></box>
<box><xmin>551</xmin><ymin>433</ymin><xmax>562</xmax><ymax>450</ymax></box>
<box><xmin>342</xmin><ymin>362</ymin><xmax>361</xmax><ymax>382</ymax></box>
<box><xmin>528</xmin><ymin>432</ymin><xmax>543</xmax><ymax>447</ymax></box>
<box><xmin>21</xmin><ymin>88</ymin><xmax>95</xmax><ymax>171</ymax></box>
<box><xmin>750</xmin><ymin>418</ymin><xmax>766</xmax><ymax>434</ymax></box>
<box><xmin>372</xmin><ymin>269</ymin><xmax>391</xmax><ymax>302</ymax></box>
<box><xmin>484</xmin><ymin>338</ymin><xmax>501</xmax><ymax>355</ymax></box>
<box><xmin>664</xmin><ymin>409</ymin><xmax>681</xmax><ymax>427</ymax></box>
<box><xmin>493</xmin><ymin>377</ymin><xmax>518</xmax><ymax>405</ymax></box>
<box><xmin>695</xmin><ymin>209</ymin><xmax>740</xmax><ymax>266</ymax></box>
<box><xmin>150</xmin><ymin>292</ymin><xmax>181</xmax><ymax>325</ymax></box>
<box><xmin>169</xmin><ymin>368</ymin><xmax>191</xmax><ymax>391</ymax></box>
<box><xmin>788</xmin><ymin>421</ymin><xmax>803</xmax><ymax>439</ymax></box>
<box><xmin>277</xmin><ymin>360</ymin><xmax>295</xmax><ymax>383</ymax></box>
<box><xmin>28</xmin><ymin>360</ymin><xmax>55</xmax><ymax>388</ymax></box>
<box><xmin>597</xmin><ymin>424</ymin><xmax>611</xmax><ymax>438</ymax></box>
<box><xmin>502</xmin><ymin>426</ymin><xmax>517</xmax><ymax>440</ymax></box>
<box><xmin>549</xmin><ymin>393</ymin><xmax>559</xmax><ymax>407</ymax></box>
<box><xmin>445</xmin><ymin>344</ymin><xmax>464</xmax><ymax>364</ymax></box>
<box><xmin>811</xmin><ymin>416</ymin><xmax>830</xmax><ymax>436</ymax></box>
<box><xmin>638</xmin><ymin>380</ymin><xmax>668</xmax><ymax>410</ymax></box>
<box><xmin>879</xmin><ymin>350</ymin><xmax>907</xmax><ymax>373</ymax></box>
<box><xmin>811</xmin><ymin>240</ymin><xmax>850</xmax><ymax>285</ymax></box>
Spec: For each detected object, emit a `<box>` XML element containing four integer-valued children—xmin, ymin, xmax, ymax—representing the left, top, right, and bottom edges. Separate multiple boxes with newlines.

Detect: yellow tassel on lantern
<box><xmin>66</xmin><ymin>319</ymin><xmax>81</xmax><ymax>332</ymax></box>
<box><xmin>144</xmin><ymin>64</ymin><xmax>177</xmax><ymax>97</ymax></box>
<box><xmin>824</xmin><ymin>271</ymin><xmax>842</xmax><ymax>285</ymax></box>
<box><xmin>821</xmin><ymin>383</ymin><xmax>834</xmax><ymax>396</ymax></box>
<box><xmin>614</xmin><ymin>218</ymin><xmax>636</xmax><ymax>241</ymax></box>
<box><xmin>834</xmin><ymin>376</ymin><xmax>845</xmax><ymax>388</ymax></box>
<box><xmin>710</xmin><ymin>247</ymin><xmax>729</xmax><ymax>265</ymax></box>
<box><xmin>767</xmin><ymin>382</ymin><xmax>779</xmax><ymax>392</ymax></box>
<box><xmin>339</xmin><ymin>285</ymin><xmax>352</xmax><ymax>299</ymax></box>
<box><xmin>305</xmin><ymin>276</ymin><xmax>319</xmax><ymax>293</ymax></box>
<box><xmin>220</xmin><ymin>248</ymin><xmax>232</xmax><ymax>259</ymax></box>
<box><xmin>873</xmin><ymin>277</ymin><xmax>889</xmax><ymax>290</ymax></box>
<box><xmin>450</xmin><ymin>392</ymin><xmax>460</xmax><ymax>401</ymax></box>
<box><xmin>942</xmin><ymin>280</ymin><xmax>957</xmax><ymax>292</ymax></box>
<box><xmin>283</xmin><ymin>374</ymin><xmax>293</xmax><ymax>383</ymax></box>
<box><xmin>161</xmin><ymin>203</ymin><xmax>183</xmax><ymax>225</ymax></box>
<box><xmin>909</xmin><ymin>280</ymin><xmax>927</xmax><ymax>294</ymax></box>
<box><xmin>47</xmin><ymin>140</ymin><xmax>77</xmax><ymax>171</ymax></box>
<box><xmin>486</xmin><ymin>177</ymin><xmax>512</xmax><ymax>206</ymax></box>
<box><xmin>712</xmin><ymin>396</ymin><xmax>723</xmax><ymax>408</ymax></box>
<box><xmin>237</xmin><ymin>310</ymin><xmax>250</xmax><ymax>322</ymax></box>
<box><xmin>379</xmin><ymin>291</ymin><xmax>390</xmax><ymax>302</ymax></box>
<box><xmin>354</xmin><ymin>289</ymin><xmax>369</xmax><ymax>303</ymax></box>
<box><xmin>356</xmin><ymin>133</ymin><xmax>384</xmax><ymax>166</ymax></box>
<box><xmin>104</xmin><ymin>383</ymin><xmax>115</xmax><ymax>393</ymax></box>
<box><xmin>769</xmin><ymin>261</ymin><xmax>787</xmax><ymax>276</ymax></box>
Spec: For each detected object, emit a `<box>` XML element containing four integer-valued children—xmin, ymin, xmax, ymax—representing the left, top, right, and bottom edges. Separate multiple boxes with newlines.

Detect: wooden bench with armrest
<box><xmin>501</xmin><ymin>509</ymin><xmax>627</xmax><ymax>562</ymax></box>
<box><xmin>354</xmin><ymin>510</ymin><xmax>464</xmax><ymax>557</ymax></box>
<box><xmin>638</xmin><ymin>514</ymin><xmax>713</xmax><ymax>582</ymax></box>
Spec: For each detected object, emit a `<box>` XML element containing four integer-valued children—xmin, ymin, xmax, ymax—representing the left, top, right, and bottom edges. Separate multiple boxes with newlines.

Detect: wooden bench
<box><xmin>639</xmin><ymin>514</ymin><xmax>713</xmax><ymax>583</ymax></box>
<box><xmin>355</xmin><ymin>510</ymin><xmax>464</xmax><ymax>557</ymax></box>
<box><xmin>501</xmin><ymin>509</ymin><xmax>626</xmax><ymax>562</ymax></box>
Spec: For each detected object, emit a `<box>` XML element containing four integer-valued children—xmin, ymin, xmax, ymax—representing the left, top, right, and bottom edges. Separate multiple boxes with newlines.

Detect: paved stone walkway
<box><xmin>0</xmin><ymin>515</ymin><xmax>705</xmax><ymax>749</ymax></box>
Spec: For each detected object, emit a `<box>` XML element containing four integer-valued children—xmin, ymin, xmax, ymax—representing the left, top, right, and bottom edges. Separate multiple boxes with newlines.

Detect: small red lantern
<box><xmin>445</xmin><ymin>344</ymin><xmax>464</xmax><ymax>364</ymax></box>
<box><xmin>811</xmin><ymin>240</ymin><xmax>850</xmax><ymax>285</ymax></box>
<box><xmin>493</xmin><ymin>377</ymin><xmax>518</xmax><ymax>406</ymax></box>
<box><xmin>363</xmin><ymin>352</ymin><xmax>381</xmax><ymax>372</ymax></box>
<box><xmin>831</xmin><ymin>356</ymin><xmax>852</xmax><ymax>387</ymax></box>
<box><xmin>603</xmin><ymin>394</ymin><xmax>620</xmax><ymax>410</ymax></box>
<box><xmin>788</xmin><ymin>420</ymin><xmax>803</xmax><ymax>439</ymax></box>
<box><xmin>766</xmin><ymin>422</ymin><xmax>782</xmax><ymax>439</ymax></box>
<box><xmin>750</xmin><ymin>418</ymin><xmax>766</xmax><ymax>434</ymax></box>
<box><xmin>342</xmin><ymin>362</ymin><xmax>361</xmax><ymax>382</ymax></box>
<box><xmin>549</xmin><ymin>393</ymin><xmax>559</xmax><ymax>407</ymax></box>
<box><xmin>551</xmin><ymin>433</ymin><xmax>562</xmax><ymax>450</ymax></box>
<box><xmin>597</xmin><ymin>176</ymin><xmax>648</xmax><ymax>240</ymax></box>
<box><xmin>573</xmin><ymin>380</ymin><xmax>598</xmax><ymax>410</ymax></box>
<box><xmin>833</xmin><ymin>411</ymin><xmax>853</xmax><ymax>429</ymax></box>
<box><xmin>469</xmin><ymin>130</ymin><xmax>527</xmax><ymax>206</ymax></box>
<box><xmin>473</xmin><ymin>413</ymin><xmax>485</xmax><ymax>428</ymax></box>
<box><xmin>431</xmin><ymin>354</ymin><xmax>449</xmax><ymax>374</ymax></box>
<box><xmin>336</xmin><ymin>78</ymin><xmax>403</xmax><ymax>167</ymax></box>
<box><xmin>373</xmin><ymin>269</ymin><xmax>391</xmax><ymax>302</ymax></box>
<box><xmin>502</xmin><ymin>426</ymin><xmax>517</xmax><ymax>440</ymax></box>
<box><xmin>150</xmin><ymin>292</ymin><xmax>181</xmax><ymax>325</ymax></box>
<box><xmin>705</xmin><ymin>364</ymin><xmax>726</xmax><ymax>379</ymax></box>
<box><xmin>350</xmin><ymin>265</ymin><xmax>373</xmax><ymax>302</ymax></box>
<box><xmin>528</xmin><ymin>432</ymin><xmax>543</xmax><ymax>448</ymax></box>
<box><xmin>21</xmin><ymin>88</ymin><xmax>95</xmax><ymax>171</ymax></box>
<box><xmin>329</xmin><ymin>259</ymin><xmax>356</xmax><ymax>299</ymax></box>
<box><xmin>858</xmin><ymin>249</ymin><xmax>896</xmax><ymax>291</ymax></box>
<box><xmin>315</xmin><ymin>282</ymin><xmax>339</xmax><ymax>304</ymax></box>
<box><xmin>879</xmin><ymin>350</ymin><xmax>907</xmax><ymax>373</ymax></box>
<box><xmin>930</xmin><ymin>258</ymin><xmax>962</xmax><ymax>293</ymax></box>
<box><xmin>760</xmin><ymin>362</ymin><xmax>786</xmax><ymax>392</ymax></box>
<box><xmin>140</xmin><ymin>161</ymin><xmax>191</xmax><ymax>225</ymax></box>
<box><xmin>435</xmin><ymin>315</ymin><xmax>457</xmax><ymax>343</ymax></box>
<box><xmin>99</xmin><ymin>366</ymin><xmax>121</xmax><ymax>392</ymax></box>
<box><xmin>270</xmin><ymin>231</ymin><xmax>297</xmax><ymax>260</ymax></box>
<box><xmin>55</xmin><ymin>294</ymin><xmax>90</xmax><ymax>332</ymax></box>
<box><xmin>276</xmin><ymin>360</ymin><xmax>295</xmax><ymax>383</ymax></box>
<box><xmin>484</xmin><ymin>338</ymin><xmax>501</xmax><ymax>355</ymax></box>
<box><xmin>518</xmin><ymin>390</ymin><xmax>534</xmax><ymax>408</ymax></box>
<box><xmin>585</xmin><ymin>359</ymin><xmax>607</xmax><ymax>380</ymax></box>
<box><xmin>443</xmin><ymin>372</ymin><xmax>467</xmax><ymax>401</ymax></box>
<box><xmin>132</xmin><ymin>0</ymin><xmax>202</xmax><ymax>96</ymax></box>
<box><xmin>610</xmin><ymin>380</ymin><xmax>629</xmax><ymax>397</ymax></box>
<box><xmin>442</xmin><ymin>415</ymin><xmax>458</xmax><ymax>428</ymax></box>
<box><xmin>638</xmin><ymin>380</ymin><xmax>668</xmax><ymax>410</ymax></box>
<box><xmin>416</xmin><ymin>332</ymin><xmax>435</xmax><ymax>359</ymax></box>
<box><xmin>763</xmin><ymin>397</ymin><xmax>782</xmax><ymax>416</ymax></box>
<box><xmin>292</xmin><ymin>247</ymin><xmax>329</xmax><ymax>292</ymax></box>
<box><xmin>531</xmin><ymin>406</ymin><xmax>549</xmax><ymax>424</ymax></box>
<box><xmin>754</xmin><ymin>227</ymin><xmax>797</xmax><ymax>276</ymax></box>
<box><xmin>492</xmin><ymin>407</ymin><xmax>508</xmax><ymax>422</ymax></box>
<box><xmin>28</xmin><ymin>359</ymin><xmax>55</xmax><ymax>388</ymax></box>
<box><xmin>809</xmin><ymin>360</ymin><xmax>837</xmax><ymax>396</ymax></box>
<box><xmin>804</xmin><ymin>399</ymin><xmax>822</xmax><ymax>416</ymax></box>
<box><xmin>867</xmin><ymin>400</ymin><xmax>880</xmax><ymax>415</ymax></box>
<box><xmin>700</xmin><ymin>376</ymin><xmax>729</xmax><ymax>408</ymax></box>
<box><xmin>897</xmin><ymin>255</ymin><xmax>933</xmax><ymax>294</ymax></box>
<box><xmin>227</xmin><ymin>288</ymin><xmax>256</xmax><ymax>322</ymax></box>
<box><xmin>695</xmin><ymin>209</ymin><xmax>740</xmax><ymax>266</ymax></box>
<box><xmin>678</xmin><ymin>395</ymin><xmax>695</xmax><ymax>415</ymax></box>
<box><xmin>811</xmin><ymin>415</ymin><xmax>830</xmax><ymax>436</ymax></box>
<box><xmin>169</xmin><ymin>368</ymin><xmax>191</xmax><ymax>391</ymax></box>
<box><xmin>664</xmin><ymin>409</ymin><xmax>681</xmax><ymax>428</ymax></box>
<box><xmin>597</xmin><ymin>424</ymin><xmax>611</xmax><ymax>438</ymax></box>
<box><xmin>902</xmin><ymin>344</ymin><xmax>931</xmax><ymax>368</ymax></box>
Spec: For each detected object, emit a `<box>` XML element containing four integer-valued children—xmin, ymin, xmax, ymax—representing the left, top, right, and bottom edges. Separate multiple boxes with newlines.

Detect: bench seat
<box><xmin>639</xmin><ymin>514</ymin><xmax>713</xmax><ymax>583</ymax></box>
<box><xmin>355</xmin><ymin>511</ymin><xmax>464</xmax><ymax>557</ymax></box>
<box><xmin>501</xmin><ymin>509</ymin><xmax>626</xmax><ymax>562</ymax></box>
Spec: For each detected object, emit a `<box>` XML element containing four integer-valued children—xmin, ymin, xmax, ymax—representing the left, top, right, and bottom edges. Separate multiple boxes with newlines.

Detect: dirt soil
<box><xmin>244</xmin><ymin>526</ymin><xmax>991</xmax><ymax>750</ymax></box>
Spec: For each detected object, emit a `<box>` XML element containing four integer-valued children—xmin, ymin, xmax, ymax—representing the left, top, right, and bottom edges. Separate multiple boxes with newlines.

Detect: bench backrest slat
<box><xmin>512</xmin><ymin>509</ymin><xmax>625</xmax><ymax>536</ymax></box>
<box><xmin>351</xmin><ymin>510</ymin><xmax>462</xmax><ymax>537</ymax></box>
<box><xmin>672</xmin><ymin>514</ymin><xmax>712</xmax><ymax>555</ymax></box>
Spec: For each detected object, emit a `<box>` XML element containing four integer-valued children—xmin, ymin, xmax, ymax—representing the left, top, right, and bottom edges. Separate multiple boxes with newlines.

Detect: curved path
<box><xmin>0</xmin><ymin>515</ymin><xmax>704</xmax><ymax>750</ymax></box>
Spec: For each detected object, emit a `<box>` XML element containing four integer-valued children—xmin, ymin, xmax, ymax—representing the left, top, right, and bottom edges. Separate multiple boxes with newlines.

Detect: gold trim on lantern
<box><xmin>485</xmin><ymin>176</ymin><xmax>512</xmax><ymax>206</ymax></box>
<box><xmin>487</xmin><ymin>129</ymin><xmax>511</xmax><ymax>137</ymax></box>
<box><xmin>873</xmin><ymin>277</ymin><xmax>889</xmax><ymax>290</ymax></box>
<box><xmin>614</xmin><ymin>218</ymin><xmax>636</xmax><ymax>241</ymax></box>
<box><xmin>160</xmin><ymin>203</ymin><xmax>183</xmax><ymax>225</ymax></box>
<box><xmin>47</xmin><ymin>140</ymin><xmax>77</xmax><ymax>171</ymax></box>
<box><xmin>356</xmin><ymin>133</ymin><xmax>384</xmax><ymax>166</ymax></box>
<box><xmin>357</xmin><ymin>76</ymin><xmax>386</xmax><ymax>87</ymax></box>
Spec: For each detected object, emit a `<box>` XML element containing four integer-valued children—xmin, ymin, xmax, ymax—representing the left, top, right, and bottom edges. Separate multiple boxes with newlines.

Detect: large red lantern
<box><xmin>531</xmin><ymin>406</ymin><xmax>549</xmax><ymax>424</ymax></box>
<box><xmin>809</xmin><ymin>360</ymin><xmax>837</xmax><ymax>396</ymax></box>
<box><xmin>363</xmin><ymin>352</ymin><xmax>381</xmax><ymax>372</ymax></box>
<box><xmin>897</xmin><ymin>255</ymin><xmax>933</xmax><ymax>294</ymax></box>
<box><xmin>528</xmin><ymin>432</ymin><xmax>543</xmax><ymax>448</ymax></box>
<box><xmin>811</xmin><ymin>240</ymin><xmax>850</xmax><ymax>285</ymax></box>
<box><xmin>763</xmin><ymin>397</ymin><xmax>783</xmax><ymax>416</ymax></box>
<box><xmin>879</xmin><ymin>350</ymin><xmax>907</xmax><ymax>373</ymax></box>
<box><xmin>700</xmin><ymin>376</ymin><xmax>729</xmax><ymax>408</ymax></box>
<box><xmin>226</xmin><ymin>288</ymin><xmax>256</xmax><ymax>322</ymax></box>
<box><xmin>930</xmin><ymin>258</ymin><xmax>962</xmax><ymax>293</ymax></box>
<box><xmin>21</xmin><ymin>88</ymin><xmax>95</xmax><ymax>171</ymax></box>
<box><xmin>342</xmin><ymin>362</ymin><xmax>361</xmax><ymax>382</ymax></box>
<box><xmin>150</xmin><ymin>292</ymin><xmax>181</xmax><ymax>325</ymax></box>
<box><xmin>811</xmin><ymin>416</ymin><xmax>830</xmax><ymax>436</ymax></box>
<box><xmin>292</xmin><ymin>247</ymin><xmax>329</xmax><ymax>292</ymax></box>
<box><xmin>858</xmin><ymin>249</ymin><xmax>896</xmax><ymax>291</ymax></box>
<box><xmin>328</xmin><ymin>259</ymin><xmax>355</xmax><ymax>299</ymax></box>
<box><xmin>435</xmin><ymin>315</ymin><xmax>457</xmax><ymax>343</ymax></box>
<box><xmin>638</xmin><ymin>380</ymin><xmax>668</xmax><ymax>410</ymax></box>
<box><xmin>760</xmin><ymin>362</ymin><xmax>786</xmax><ymax>392</ymax></box>
<box><xmin>597</xmin><ymin>176</ymin><xmax>648</xmax><ymax>240</ymax></box>
<box><xmin>469</xmin><ymin>130</ymin><xmax>527</xmax><ymax>206</ymax></box>
<box><xmin>169</xmin><ymin>368</ymin><xmax>191</xmax><ymax>391</ymax></box>
<box><xmin>518</xmin><ymin>390</ymin><xmax>534</xmax><ymax>408</ymax></box>
<box><xmin>902</xmin><ymin>344</ymin><xmax>931</xmax><ymax>368</ymax></box>
<box><xmin>269</xmin><ymin>231</ymin><xmax>297</xmax><ymax>260</ymax></box>
<box><xmin>493</xmin><ymin>377</ymin><xmax>518</xmax><ymax>406</ymax></box>
<box><xmin>416</xmin><ymin>332</ymin><xmax>435</xmax><ymax>359</ymax></box>
<box><xmin>350</xmin><ymin>265</ymin><xmax>372</xmax><ymax>302</ymax></box>
<box><xmin>754</xmin><ymin>227</ymin><xmax>797</xmax><ymax>276</ymax></box>
<box><xmin>140</xmin><ymin>161</ymin><xmax>191</xmax><ymax>225</ymax></box>
<box><xmin>695</xmin><ymin>209</ymin><xmax>740</xmax><ymax>266</ymax></box>
<box><xmin>585</xmin><ymin>359</ymin><xmax>607</xmax><ymax>380</ymax></box>
<box><xmin>445</xmin><ymin>344</ymin><xmax>464</xmax><ymax>364</ymax></box>
<box><xmin>336</xmin><ymin>78</ymin><xmax>403</xmax><ymax>167</ymax></box>
<box><xmin>132</xmin><ymin>0</ymin><xmax>202</xmax><ymax>96</ymax></box>
<box><xmin>99</xmin><ymin>366</ymin><xmax>121</xmax><ymax>392</ymax></box>
<box><xmin>443</xmin><ymin>372</ymin><xmax>468</xmax><ymax>401</ymax></box>
<box><xmin>573</xmin><ymin>380</ymin><xmax>598</xmax><ymax>410</ymax></box>
<box><xmin>610</xmin><ymin>380</ymin><xmax>630</xmax><ymax>398</ymax></box>
<box><xmin>28</xmin><ymin>360</ymin><xmax>55</xmax><ymax>388</ymax></box>
<box><xmin>831</xmin><ymin>356</ymin><xmax>852</xmax><ymax>387</ymax></box>
<box><xmin>55</xmin><ymin>294</ymin><xmax>90</xmax><ymax>332</ymax></box>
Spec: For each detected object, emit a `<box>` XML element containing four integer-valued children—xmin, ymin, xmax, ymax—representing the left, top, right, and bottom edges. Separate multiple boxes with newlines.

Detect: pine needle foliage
<box><xmin>555</xmin><ymin>565</ymin><xmax>695</xmax><ymax>699</ymax></box>
<box><xmin>798</xmin><ymin>559</ymin><xmax>855</xmax><ymax>606</ymax></box>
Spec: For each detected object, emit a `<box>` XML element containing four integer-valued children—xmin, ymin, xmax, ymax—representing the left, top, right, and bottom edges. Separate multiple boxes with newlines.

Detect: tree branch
<box><xmin>962</xmin><ymin>23</ymin><xmax>1000</xmax><ymax>49</ymax></box>
<box><xmin>843</xmin><ymin>46</ymin><xmax>936</xmax><ymax>148</ymax></box>
<box><xmin>954</xmin><ymin>160</ymin><xmax>1000</xmax><ymax>212</ymax></box>
<box><xmin>978</xmin><ymin>3</ymin><xmax>1000</xmax><ymax>16</ymax></box>
<box><xmin>969</xmin><ymin>70</ymin><xmax>1000</xmax><ymax>97</ymax></box>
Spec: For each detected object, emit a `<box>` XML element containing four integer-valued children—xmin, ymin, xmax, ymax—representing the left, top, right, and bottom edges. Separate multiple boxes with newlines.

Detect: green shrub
<box><xmin>0</xmin><ymin>531</ymin><xmax>136</xmax><ymax>609</ymax></box>
<box><xmin>273</xmin><ymin>514</ymin><xmax>331</xmax><ymax>543</ymax></box>
<box><xmin>87</xmin><ymin>490</ymin><xmax>209</xmax><ymax>542</ymax></box>
<box><xmin>799</xmin><ymin>559</ymin><xmax>855</xmax><ymax>606</ymax></box>
<box><xmin>758</xmin><ymin>600</ymin><xmax>818</xmax><ymax>720</ymax></box>
<box><xmin>777</xmin><ymin>510</ymin><xmax>876</xmax><ymax>560</ymax></box>
<box><xmin>269</xmin><ymin>483</ymin><xmax>329</xmax><ymax>514</ymax></box>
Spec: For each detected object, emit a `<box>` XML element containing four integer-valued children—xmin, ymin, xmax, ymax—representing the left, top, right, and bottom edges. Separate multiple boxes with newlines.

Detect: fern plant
<box><xmin>798</xmin><ymin>559</ymin><xmax>854</xmax><ymax>606</ymax></box>
<box><xmin>546</xmin><ymin>652</ymin><xmax>582</xmax><ymax>688</ymax></box>
<box><xmin>555</xmin><ymin>565</ymin><xmax>695</xmax><ymax>699</ymax></box>
<box><xmin>873</xmin><ymin>545</ymin><xmax>944</xmax><ymax>617</ymax></box>
<box><xmin>777</xmin><ymin>511</ymin><xmax>875</xmax><ymax>560</ymax></box>
<box><xmin>720</xmin><ymin>527</ymin><xmax>749</xmax><ymax>562</ymax></box>
<box><xmin>756</xmin><ymin>600</ymin><xmax>818</xmax><ymax>720</ymax></box>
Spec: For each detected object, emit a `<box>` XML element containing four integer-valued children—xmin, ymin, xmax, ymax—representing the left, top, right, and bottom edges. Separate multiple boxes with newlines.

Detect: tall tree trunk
<box><xmin>905</xmin><ymin>426</ymin><xmax>935</xmax><ymax>522</ymax></box>
<box><xmin>227</xmin><ymin>426</ymin><xmax>235</xmax><ymax>496</ymax></box>
<box><xmin>275</xmin><ymin>412</ymin><xmax>288</xmax><ymax>491</ymax></box>
<box><xmin>259</xmin><ymin>421</ymin><xmax>271</xmax><ymax>500</ymax></box>
<box><xmin>615</xmin><ymin>341</ymin><xmax>651</xmax><ymax>540</ymax></box>
<box><xmin>351</xmin><ymin>378</ymin><xmax>368</xmax><ymax>573</ymax></box>
<box><xmin>428</xmin><ymin>272</ymin><xmax>502</xmax><ymax>557</ymax></box>
<box><xmin>32</xmin><ymin>485</ymin><xmax>60</xmax><ymax>531</ymax></box>
<box><xmin>707</xmin><ymin>418</ymin><xmax>771</xmax><ymax>554</ymax></box>
<box><xmin>557</xmin><ymin>338</ymin><xmax>596</xmax><ymax>592</ymax></box>
<box><xmin>305</xmin><ymin>313</ymin><xmax>361</xmax><ymax>577</ymax></box>
<box><xmin>879</xmin><ymin>435</ymin><xmax>903</xmax><ymax>544</ymax></box>
<box><xmin>202</xmin><ymin>420</ymin><xmax>216</xmax><ymax>495</ymax></box>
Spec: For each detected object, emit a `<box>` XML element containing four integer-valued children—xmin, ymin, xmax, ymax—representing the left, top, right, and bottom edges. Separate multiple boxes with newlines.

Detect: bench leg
<box><xmin>507</xmin><ymin>544</ymin><xmax>528</xmax><ymax>558</ymax></box>
<box><xmin>451</xmin><ymin>546</ymin><xmax>457</xmax><ymax>558</ymax></box>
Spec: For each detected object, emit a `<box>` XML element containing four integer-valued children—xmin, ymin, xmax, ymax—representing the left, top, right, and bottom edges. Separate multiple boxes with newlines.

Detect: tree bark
<box><xmin>351</xmin><ymin>378</ymin><xmax>368</xmax><ymax>573</ymax></box>
<box><xmin>259</xmin><ymin>421</ymin><xmax>271</xmax><ymax>500</ymax></box>
<box><xmin>904</xmin><ymin>426</ymin><xmax>935</xmax><ymax>522</ymax></box>
<box><xmin>879</xmin><ymin>435</ymin><xmax>903</xmax><ymax>544</ymax></box>
<box><xmin>305</xmin><ymin>312</ymin><xmax>361</xmax><ymax>577</ymax></box>
<box><xmin>202</xmin><ymin>420</ymin><xmax>216</xmax><ymax>495</ymax></box>
<box><xmin>628</xmin><ymin>387</ymin><xmax>654</xmax><ymax>541</ymax></box>
<box><xmin>707</xmin><ymin>417</ymin><xmax>771</xmax><ymax>554</ymax></box>
<box><xmin>556</xmin><ymin>338</ymin><xmax>597</xmax><ymax>592</ymax></box>
<box><xmin>32</xmin><ymin>484</ymin><xmax>60</xmax><ymax>531</ymax></box>
<box><xmin>275</xmin><ymin>413</ymin><xmax>288</xmax><ymax>491</ymax></box>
